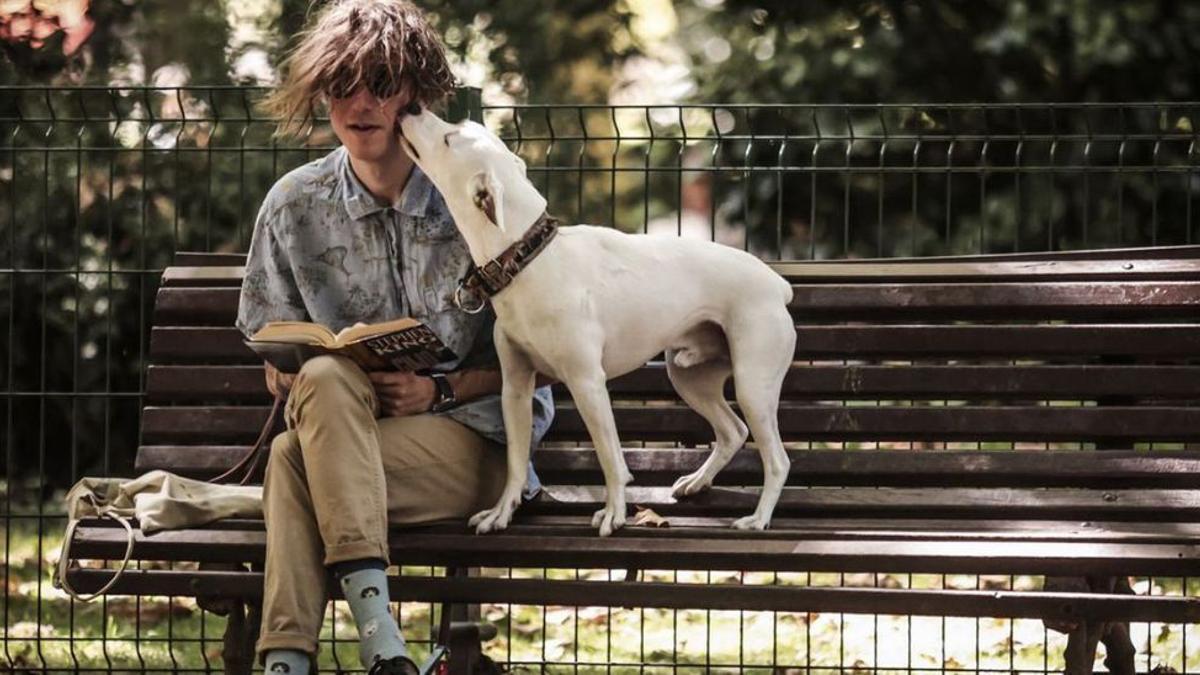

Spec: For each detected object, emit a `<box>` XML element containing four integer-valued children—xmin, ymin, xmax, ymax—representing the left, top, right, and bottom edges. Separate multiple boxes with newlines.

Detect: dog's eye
<box><xmin>443</xmin><ymin>131</ymin><xmax>458</xmax><ymax>147</ymax></box>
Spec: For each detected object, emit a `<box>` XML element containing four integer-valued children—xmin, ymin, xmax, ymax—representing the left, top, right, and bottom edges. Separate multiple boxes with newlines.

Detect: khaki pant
<box><xmin>255</xmin><ymin>355</ymin><xmax>506</xmax><ymax>659</ymax></box>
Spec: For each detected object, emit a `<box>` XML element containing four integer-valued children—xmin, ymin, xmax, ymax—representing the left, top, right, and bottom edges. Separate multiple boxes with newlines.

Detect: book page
<box><xmin>250</xmin><ymin>321</ymin><xmax>337</xmax><ymax>346</ymax></box>
<box><xmin>337</xmin><ymin>316</ymin><xmax>423</xmax><ymax>346</ymax></box>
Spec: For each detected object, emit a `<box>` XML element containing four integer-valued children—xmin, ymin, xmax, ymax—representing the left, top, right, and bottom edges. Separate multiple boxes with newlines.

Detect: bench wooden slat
<box><xmin>791</xmin><ymin>281</ymin><xmax>1200</xmax><ymax>321</ymax></box>
<box><xmin>776</xmin><ymin>259</ymin><xmax>1200</xmax><ymax>282</ymax></box>
<box><xmin>534</xmin><ymin>448</ymin><xmax>1200</xmax><ymax>488</ymax></box>
<box><xmin>145</xmin><ymin>363</ymin><xmax>1200</xmax><ymax>403</ymax></box>
<box><xmin>160</xmin><ymin>265</ymin><xmax>244</xmax><ymax>287</ymax></box>
<box><xmin>136</xmin><ymin>445</ymin><xmax>250</xmax><ymax>475</ymax></box>
<box><xmin>152</xmin><ymin>282</ymin><xmax>1200</xmax><ymax>326</ymax></box>
<box><xmin>398</xmin><ymin>529</ymin><xmax>1200</xmax><ymax>576</ymax></box>
<box><xmin>173</xmin><ymin>252</ymin><xmax>248</xmax><ymax>266</ymax></box>
<box><xmin>525</xmin><ymin>485</ymin><xmax>1200</xmax><ymax>519</ymax></box>
<box><xmin>65</xmin><ymin>518</ymin><xmax>1200</xmax><ymax>576</ymax></box>
<box><xmin>161</xmin><ymin>258</ymin><xmax>1200</xmax><ymax>287</ymax></box>
<box><xmin>135</xmin><ymin>446</ymin><xmax>1200</xmax><ymax>489</ymax></box>
<box><xmin>796</xmin><ymin>324</ymin><xmax>1200</xmax><ymax>358</ymax></box>
<box><xmin>150</xmin><ymin>327</ymin><xmax>253</xmax><ymax>362</ymax></box>
<box><xmin>782</xmin><ymin>244</ymin><xmax>1200</xmax><ymax>265</ymax></box>
<box><xmin>149</xmin><ymin>325</ymin><xmax>1200</xmax><ymax>363</ymax></box>
<box><xmin>169</xmin><ymin>244</ymin><xmax>1200</xmax><ymax>271</ymax></box>
<box><xmin>61</xmin><ymin>568</ymin><xmax>1200</xmax><ymax>623</ymax></box>
<box><xmin>139</xmin><ymin>404</ymin><xmax>1200</xmax><ymax>445</ymax></box>
<box><xmin>68</xmin><ymin>514</ymin><xmax>1200</xmax><ymax>542</ymax></box>
<box><xmin>430</xmin><ymin>515</ymin><xmax>1200</xmax><ymax>543</ymax></box>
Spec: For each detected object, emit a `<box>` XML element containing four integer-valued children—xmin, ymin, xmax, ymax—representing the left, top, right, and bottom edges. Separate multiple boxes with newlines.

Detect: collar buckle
<box><xmin>453</xmin><ymin>281</ymin><xmax>489</xmax><ymax>314</ymax></box>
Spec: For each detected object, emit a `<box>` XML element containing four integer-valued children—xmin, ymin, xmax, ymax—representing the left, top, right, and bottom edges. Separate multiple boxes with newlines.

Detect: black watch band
<box><xmin>428</xmin><ymin>372</ymin><xmax>456</xmax><ymax>412</ymax></box>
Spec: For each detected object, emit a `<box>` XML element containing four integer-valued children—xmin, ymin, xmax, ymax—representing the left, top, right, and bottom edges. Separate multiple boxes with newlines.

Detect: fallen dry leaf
<box><xmin>630</xmin><ymin>506</ymin><xmax>669</xmax><ymax>528</ymax></box>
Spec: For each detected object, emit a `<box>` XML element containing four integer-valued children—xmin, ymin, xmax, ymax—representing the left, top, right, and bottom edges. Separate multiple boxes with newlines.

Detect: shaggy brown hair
<box><xmin>261</xmin><ymin>0</ymin><xmax>456</xmax><ymax>137</ymax></box>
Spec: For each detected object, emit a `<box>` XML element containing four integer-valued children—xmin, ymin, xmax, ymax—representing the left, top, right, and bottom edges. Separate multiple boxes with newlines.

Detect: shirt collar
<box><xmin>338</xmin><ymin>145</ymin><xmax>434</xmax><ymax>221</ymax></box>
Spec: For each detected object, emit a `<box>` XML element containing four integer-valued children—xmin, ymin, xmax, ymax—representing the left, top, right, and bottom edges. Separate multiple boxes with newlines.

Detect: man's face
<box><xmin>327</xmin><ymin>84</ymin><xmax>412</xmax><ymax>164</ymax></box>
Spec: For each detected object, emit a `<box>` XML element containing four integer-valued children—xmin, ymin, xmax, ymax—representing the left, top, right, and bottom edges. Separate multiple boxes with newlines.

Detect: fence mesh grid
<box><xmin>2</xmin><ymin>86</ymin><xmax>1198</xmax><ymax>673</ymax></box>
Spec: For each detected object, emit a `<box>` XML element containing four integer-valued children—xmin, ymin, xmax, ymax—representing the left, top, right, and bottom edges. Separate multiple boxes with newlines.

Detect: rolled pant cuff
<box><xmin>256</xmin><ymin>631</ymin><xmax>318</xmax><ymax>665</ymax></box>
<box><xmin>323</xmin><ymin>539</ymin><xmax>390</xmax><ymax>567</ymax></box>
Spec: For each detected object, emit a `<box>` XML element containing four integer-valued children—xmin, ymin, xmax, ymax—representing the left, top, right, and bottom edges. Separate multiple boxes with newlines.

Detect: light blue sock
<box><xmin>263</xmin><ymin>648</ymin><xmax>309</xmax><ymax>674</ymax></box>
<box><xmin>335</xmin><ymin>564</ymin><xmax>410</xmax><ymax>668</ymax></box>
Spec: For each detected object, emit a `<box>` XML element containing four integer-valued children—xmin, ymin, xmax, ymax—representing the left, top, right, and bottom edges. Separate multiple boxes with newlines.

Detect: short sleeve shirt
<box><xmin>236</xmin><ymin>146</ymin><xmax>552</xmax><ymax>497</ymax></box>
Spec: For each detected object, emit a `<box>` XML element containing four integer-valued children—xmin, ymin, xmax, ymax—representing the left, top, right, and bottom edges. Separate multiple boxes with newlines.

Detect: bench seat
<box><xmin>64</xmin><ymin>245</ymin><xmax>1200</xmax><ymax>674</ymax></box>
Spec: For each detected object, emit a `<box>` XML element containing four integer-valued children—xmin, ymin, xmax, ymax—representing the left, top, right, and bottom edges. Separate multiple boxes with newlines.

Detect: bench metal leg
<box><xmin>221</xmin><ymin>599</ymin><xmax>256</xmax><ymax>675</ymax></box>
<box><xmin>1062</xmin><ymin>618</ymin><xmax>1135</xmax><ymax>675</ymax></box>
<box><xmin>446</xmin><ymin>615</ymin><xmax>484</xmax><ymax>675</ymax></box>
<box><xmin>246</xmin><ymin>600</ymin><xmax>264</xmax><ymax>673</ymax></box>
<box><xmin>1100</xmin><ymin>620</ymin><xmax>1136</xmax><ymax>675</ymax></box>
<box><xmin>443</xmin><ymin>567</ymin><xmax>500</xmax><ymax>675</ymax></box>
<box><xmin>196</xmin><ymin>562</ymin><xmax>261</xmax><ymax>675</ymax></box>
<box><xmin>1056</xmin><ymin>575</ymin><xmax>1136</xmax><ymax>675</ymax></box>
<box><xmin>1062</xmin><ymin>622</ymin><xmax>1105</xmax><ymax>675</ymax></box>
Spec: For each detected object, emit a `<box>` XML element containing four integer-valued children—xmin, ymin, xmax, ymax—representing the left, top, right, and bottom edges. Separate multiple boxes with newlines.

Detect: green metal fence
<box><xmin>2</xmin><ymin>85</ymin><xmax>1199</xmax><ymax>672</ymax></box>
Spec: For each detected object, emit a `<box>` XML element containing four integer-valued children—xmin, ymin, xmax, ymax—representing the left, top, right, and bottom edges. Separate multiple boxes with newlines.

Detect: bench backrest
<box><xmin>138</xmin><ymin>247</ymin><xmax>1200</xmax><ymax>493</ymax></box>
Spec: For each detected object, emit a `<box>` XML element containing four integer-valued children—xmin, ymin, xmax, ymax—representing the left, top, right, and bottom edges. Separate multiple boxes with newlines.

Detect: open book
<box><xmin>244</xmin><ymin>317</ymin><xmax>456</xmax><ymax>373</ymax></box>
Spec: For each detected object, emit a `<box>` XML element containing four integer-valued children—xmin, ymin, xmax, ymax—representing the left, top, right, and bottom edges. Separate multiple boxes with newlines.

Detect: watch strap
<box><xmin>429</xmin><ymin>372</ymin><xmax>456</xmax><ymax>412</ymax></box>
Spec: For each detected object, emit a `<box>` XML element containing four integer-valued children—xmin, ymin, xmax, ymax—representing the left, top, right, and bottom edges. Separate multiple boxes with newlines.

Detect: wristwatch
<box><xmin>428</xmin><ymin>372</ymin><xmax>457</xmax><ymax>412</ymax></box>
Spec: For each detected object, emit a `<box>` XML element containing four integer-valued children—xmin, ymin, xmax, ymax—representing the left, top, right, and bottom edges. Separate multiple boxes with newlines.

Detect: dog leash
<box><xmin>210</xmin><ymin>391</ymin><xmax>285</xmax><ymax>486</ymax></box>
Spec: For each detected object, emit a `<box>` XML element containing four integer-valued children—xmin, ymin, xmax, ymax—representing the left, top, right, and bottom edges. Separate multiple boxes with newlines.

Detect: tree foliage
<box><xmin>1</xmin><ymin>1</ymin><xmax>1199</xmax><ymax>485</ymax></box>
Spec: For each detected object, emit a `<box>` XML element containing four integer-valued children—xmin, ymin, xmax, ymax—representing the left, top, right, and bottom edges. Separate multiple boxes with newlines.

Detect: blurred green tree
<box><xmin>1</xmin><ymin>0</ymin><xmax>1198</xmax><ymax>486</ymax></box>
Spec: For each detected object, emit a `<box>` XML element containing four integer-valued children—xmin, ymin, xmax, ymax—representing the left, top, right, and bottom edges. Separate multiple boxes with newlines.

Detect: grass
<box><xmin>3</xmin><ymin>512</ymin><xmax>1199</xmax><ymax>673</ymax></box>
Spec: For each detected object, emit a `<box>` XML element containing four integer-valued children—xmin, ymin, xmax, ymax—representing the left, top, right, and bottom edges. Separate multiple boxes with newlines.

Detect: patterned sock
<box><xmin>263</xmin><ymin>648</ymin><xmax>309</xmax><ymax>675</ymax></box>
<box><xmin>333</xmin><ymin>561</ymin><xmax>409</xmax><ymax>669</ymax></box>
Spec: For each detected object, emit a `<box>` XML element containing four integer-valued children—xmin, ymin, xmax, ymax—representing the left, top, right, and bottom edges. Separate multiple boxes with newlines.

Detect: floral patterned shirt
<box><xmin>237</xmin><ymin>146</ymin><xmax>551</xmax><ymax>498</ymax></box>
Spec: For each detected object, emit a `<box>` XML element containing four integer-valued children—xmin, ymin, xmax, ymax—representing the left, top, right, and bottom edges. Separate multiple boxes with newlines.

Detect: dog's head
<box><xmin>397</xmin><ymin>108</ymin><xmax>545</xmax><ymax>235</ymax></box>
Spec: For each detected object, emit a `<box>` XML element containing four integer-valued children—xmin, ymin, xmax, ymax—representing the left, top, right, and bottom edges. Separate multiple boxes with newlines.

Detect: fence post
<box><xmin>448</xmin><ymin>86</ymin><xmax>483</xmax><ymax>124</ymax></box>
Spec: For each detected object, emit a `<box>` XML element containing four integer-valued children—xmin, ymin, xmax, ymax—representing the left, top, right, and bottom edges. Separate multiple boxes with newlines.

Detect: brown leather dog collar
<box><xmin>454</xmin><ymin>212</ymin><xmax>559</xmax><ymax>313</ymax></box>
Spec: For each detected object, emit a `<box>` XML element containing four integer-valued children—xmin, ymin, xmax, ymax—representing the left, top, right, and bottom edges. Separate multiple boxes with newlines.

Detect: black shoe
<box><xmin>368</xmin><ymin>655</ymin><xmax>420</xmax><ymax>675</ymax></box>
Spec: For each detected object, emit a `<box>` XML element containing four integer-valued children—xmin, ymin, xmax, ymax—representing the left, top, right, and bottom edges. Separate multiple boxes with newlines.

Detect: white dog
<box><xmin>398</xmin><ymin>109</ymin><xmax>796</xmax><ymax>536</ymax></box>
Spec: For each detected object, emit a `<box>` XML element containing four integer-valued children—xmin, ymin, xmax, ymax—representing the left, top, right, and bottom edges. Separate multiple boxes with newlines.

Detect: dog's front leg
<box><xmin>564</xmin><ymin>375</ymin><xmax>632</xmax><ymax>537</ymax></box>
<box><xmin>469</xmin><ymin>331</ymin><xmax>537</xmax><ymax>534</ymax></box>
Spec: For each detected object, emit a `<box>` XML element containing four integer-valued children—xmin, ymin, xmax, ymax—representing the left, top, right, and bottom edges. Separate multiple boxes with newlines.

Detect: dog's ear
<box><xmin>512</xmin><ymin>154</ymin><xmax>527</xmax><ymax>175</ymax></box>
<box><xmin>469</xmin><ymin>170</ymin><xmax>504</xmax><ymax>230</ymax></box>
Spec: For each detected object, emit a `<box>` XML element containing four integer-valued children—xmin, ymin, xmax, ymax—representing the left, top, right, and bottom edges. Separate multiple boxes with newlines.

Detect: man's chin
<box><xmin>342</xmin><ymin>141</ymin><xmax>401</xmax><ymax>165</ymax></box>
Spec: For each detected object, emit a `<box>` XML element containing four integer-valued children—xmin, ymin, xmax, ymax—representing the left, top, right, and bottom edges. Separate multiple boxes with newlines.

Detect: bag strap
<box><xmin>210</xmin><ymin>391</ymin><xmax>285</xmax><ymax>486</ymax></box>
<box><xmin>54</xmin><ymin>494</ymin><xmax>136</xmax><ymax>603</ymax></box>
<box><xmin>56</xmin><ymin>389</ymin><xmax>282</xmax><ymax>602</ymax></box>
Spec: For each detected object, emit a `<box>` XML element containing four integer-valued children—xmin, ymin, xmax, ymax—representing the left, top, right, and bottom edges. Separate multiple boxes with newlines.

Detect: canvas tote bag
<box><xmin>54</xmin><ymin>470</ymin><xmax>263</xmax><ymax>601</ymax></box>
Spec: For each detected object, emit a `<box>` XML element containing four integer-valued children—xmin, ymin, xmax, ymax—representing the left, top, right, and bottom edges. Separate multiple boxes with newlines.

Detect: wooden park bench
<box><xmin>65</xmin><ymin>244</ymin><xmax>1200</xmax><ymax>674</ymax></box>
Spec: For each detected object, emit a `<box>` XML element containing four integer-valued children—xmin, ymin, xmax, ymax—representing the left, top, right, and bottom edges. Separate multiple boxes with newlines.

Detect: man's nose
<box><xmin>344</xmin><ymin>88</ymin><xmax>379</xmax><ymax>111</ymax></box>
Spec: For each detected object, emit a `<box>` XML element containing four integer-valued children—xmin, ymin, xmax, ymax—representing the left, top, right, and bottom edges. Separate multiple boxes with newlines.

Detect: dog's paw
<box><xmin>731</xmin><ymin>513</ymin><xmax>771</xmax><ymax>531</ymax></box>
<box><xmin>469</xmin><ymin>506</ymin><xmax>512</xmax><ymax>534</ymax></box>
<box><xmin>469</xmin><ymin>496</ymin><xmax>519</xmax><ymax>534</ymax></box>
<box><xmin>591</xmin><ymin>505</ymin><xmax>627</xmax><ymax>537</ymax></box>
<box><xmin>671</xmin><ymin>469</ymin><xmax>714</xmax><ymax>499</ymax></box>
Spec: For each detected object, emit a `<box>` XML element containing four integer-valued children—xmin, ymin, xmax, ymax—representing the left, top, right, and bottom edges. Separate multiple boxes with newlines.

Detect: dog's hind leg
<box><xmin>667</xmin><ymin>352</ymin><xmax>748</xmax><ymax>499</ymax></box>
<box><xmin>726</xmin><ymin>308</ymin><xmax>795</xmax><ymax>530</ymax></box>
<box><xmin>563</xmin><ymin>371</ymin><xmax>632</xmax><ymax>537</ymax></box>
<box><xmin>469</xmin><ymin>329</ymin><xmax>538</xmax><ymax>534</ymax></box>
